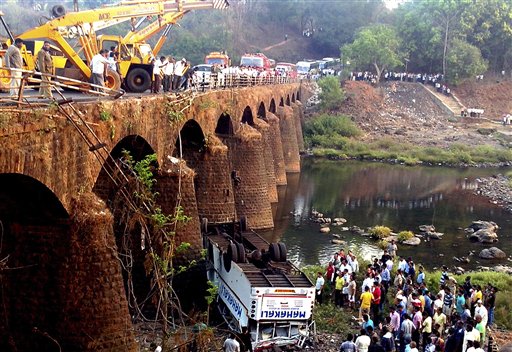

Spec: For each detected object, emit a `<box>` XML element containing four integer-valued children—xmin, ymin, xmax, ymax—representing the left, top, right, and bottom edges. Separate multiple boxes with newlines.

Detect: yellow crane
<box><xmin>1</xmin><ymin>0</ymin><xmax>229</xmax><ymax>92</ymax></box>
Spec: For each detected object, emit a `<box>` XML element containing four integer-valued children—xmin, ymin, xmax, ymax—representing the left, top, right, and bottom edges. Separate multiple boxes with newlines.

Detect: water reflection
<box><xmin>264</xmin><ymin>159</ymin><xmax>512</xmax><ymax>270</ymax></box>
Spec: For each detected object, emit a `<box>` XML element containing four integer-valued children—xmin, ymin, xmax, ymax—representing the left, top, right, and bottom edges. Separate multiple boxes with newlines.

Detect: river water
<box><xmin>262</xmin><ymin>159</ymin><xmax>512</xmax><ymax>270</ymax></box>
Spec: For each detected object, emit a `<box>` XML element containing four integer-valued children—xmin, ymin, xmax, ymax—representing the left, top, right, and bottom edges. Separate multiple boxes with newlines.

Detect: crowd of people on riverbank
<box><xmin>316</xmin><ymin>241</ymin><xmax>497</xmax><ymax>352</ymax></box>
<box><xmin>349</xmin><ymin>71</ymin><xmax>452</xmax><ymax>96</ymax></box>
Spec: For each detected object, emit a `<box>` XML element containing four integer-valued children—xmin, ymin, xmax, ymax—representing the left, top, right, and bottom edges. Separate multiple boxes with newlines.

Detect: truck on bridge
<box><xmin>202</xmin><ymin>218</ymin><xmax>316</xmax><ymax>351</ymax></box>
<box><xmin>205</xmin><ymin>51</ymin><xmax>230</xmax><ymax>67</ymax></box>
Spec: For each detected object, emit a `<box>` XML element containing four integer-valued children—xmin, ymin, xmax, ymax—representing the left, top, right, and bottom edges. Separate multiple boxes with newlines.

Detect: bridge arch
<box><xmin>279</xmin><ymin>97</ymin><xmax>284</xmax><ymax>107</ymax></box>
<box><xmin>257</xmin><ymin>102</ymin><xmax>266</xmax><ymax>120</ymax></box>
<box><xmin>241</xmin><ymin>106</ymin><xmax>254</xmax><ymax>126</ymax></box>
<box><xmin>291</xmin><ymin>93</ymin><xmax>296</xmax><ymax>103</ymax></box>
<box><xmin>216</xmin><ymin>113</ymin><xmax>234</xmax><ymax>135</ymax></box>
<box><xmin>0</xmin><ymin>173</ymin><xmax>70</xmax><ymax>351</ymax></box>
<box><xmin>93</xmin><ymin>134</ymin><xmax>157</xmax><ymax>318</ymax></box>
<box><xmin>269</xmin><ymin>99</ymin><xmax>276</xmax><ymax>114</ymax></box>
<box><xmin>286</xmin><ymin>95</ymin><xmax>291</xmax><ymax>106</ymax></box>
<box><xmin>174</xmin><ymin>119</ymin><xmax>206</xmax><ymax>158</ymax></box>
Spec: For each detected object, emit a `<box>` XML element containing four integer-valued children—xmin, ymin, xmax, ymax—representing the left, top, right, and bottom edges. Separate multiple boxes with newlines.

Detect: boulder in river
<box><xmin>320</xmin><ymin>227</ymin><xmax>331</xmax><ymax>233</ymax></box>
<box><xmin>465</xmin><ymin>221</ymin><xmax>499</xmax><ymax>243</ymax></box>
<box><xmin>384</xmin><ymin>235</ymin><xmax>398</xmax><ymax>243</ymax></box>
<box><xmin>402</xmin><ymin>237</ymin><xmax>421</xmax><ymax>246</ymax></box>
<box><xmin>350</xmin><ymin>226</ymin><xmax>364</xmax><ymax>235</ymax></box>
<box><xmin>331</xmin><ymin>239</ymin><xmax>346</xmax><ymax>245</ymax></box>
<box><xmin>478</xmin><ymin>247</ymin><xmax>506</xmax><ymax>259</ymax></box>
<box><xmin>419</xmin><ymin>224</ymin><xmax>435</xmax><ymax>233</ymax></box>
<box><xmin>426</xmin><ymin>232</ymin><xmax>444</xmax><ymax>240</ymax></box>
<box><xmin>493</xmin><ymin>265</ymin><xmax>512</xmax><ymax>275</ymax></box>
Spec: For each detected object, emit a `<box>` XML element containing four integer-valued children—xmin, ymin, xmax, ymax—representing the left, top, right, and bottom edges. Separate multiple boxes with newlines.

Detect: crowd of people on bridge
<box><xmin>315</xmin><ymin>242</ymin><xmax>497</xmax><ymax>352</ymax></box>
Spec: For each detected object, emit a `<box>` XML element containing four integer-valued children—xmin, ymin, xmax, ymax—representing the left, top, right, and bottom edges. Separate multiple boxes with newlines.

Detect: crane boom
<box><xmin>123</xmin><ymin>11</ymin><xmax>185</xmax><ymax>43</ymax></box>
<box><xmin>6</xmin><ymin>0</ymin><xmax>229</xmax><ymax>92</ymax></box>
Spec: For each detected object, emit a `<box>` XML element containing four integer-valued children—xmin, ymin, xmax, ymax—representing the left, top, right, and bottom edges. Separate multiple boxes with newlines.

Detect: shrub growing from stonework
<box><xmin>397</xmin><ymin>230</ymin><xmax>414</xmax><ymax>243</ymax></box>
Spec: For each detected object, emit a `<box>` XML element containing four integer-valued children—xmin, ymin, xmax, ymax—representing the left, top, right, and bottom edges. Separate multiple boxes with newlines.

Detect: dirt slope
<box><xmin>339</xmin><ymin>81</ymin><xmax>512</xmax><ymax>149</ymax></box>
<box><xmin>455</xmin><ymin>80</ymin><xmax>512</xmax><ymax>120</ymax></box>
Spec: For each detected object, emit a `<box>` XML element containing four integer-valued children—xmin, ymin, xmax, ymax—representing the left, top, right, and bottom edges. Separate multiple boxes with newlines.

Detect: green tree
<box><xmin>395</xmin><ymin>3</ymin><xmax>443</xmax><ymax>72</ymax></box>
<box><xmin>341</xmin><ymin>24</ymin><xmax>402</xmax><ymax>83</ymax></box>
<box><xmin>317</xmin><ymin>76</ymin><xmax>344</xmax><ymax>112</ymax></box>
<box><xmin>463</xmin><ymin>0</ymin><xmax>512</xmax><ymax>72</ymax></box>
<box><xmin>446</xmin><ymin>39</ymin><xmax>488</xmax><ymax>84</ymax></box>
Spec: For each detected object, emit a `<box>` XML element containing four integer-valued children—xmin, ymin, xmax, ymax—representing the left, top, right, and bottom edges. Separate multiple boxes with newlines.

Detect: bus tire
<box><xmin>223</xmin><ymin>252</ymin><xmax>232</xmax><ymax>272</ymax></box>
<box><xmin>236</xmin><ymin>243</ymin><xmax>246</xmax><ymax>263</ymax></box>
<box><xmin>201</xmin><ymin>218</ymin><xmax>208</xmax><ymax>234</ymax></box>
<box><xmin>224</xmin><ymin>243</ymin><xmax>237</xmax><ymax>272</ymax></box>
<box><xmin>277</xmin><ymin>242</ymin><xmax>287</xmax><ymax>262</ymax></box>
<box><xmin>240</xmin><ymin>216</ymin><xmax>248</xmax><ymax>232</ymax></box>
<box><xmin>125</xmin><ymin>68</ymin><xmax>151</xmax><ymax>93</ymax></box>
<box><xmin>269</xmin><ymin>243</ymin><xmax>281</xmax><ymax>262</ymax></box>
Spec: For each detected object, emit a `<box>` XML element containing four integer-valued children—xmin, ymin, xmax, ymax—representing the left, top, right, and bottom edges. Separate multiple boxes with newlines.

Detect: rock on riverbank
<box><xmin>475</xmin><ymin>174</ymin><xmax>512</xmax><ymax>213</ymax></box>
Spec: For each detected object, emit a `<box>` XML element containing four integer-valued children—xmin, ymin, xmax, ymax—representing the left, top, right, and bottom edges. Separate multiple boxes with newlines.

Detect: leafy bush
<box><xmin>369</xmin><ymin>225</ymin><xmax>391</xmax><ymax>239</ymax></box>
<box><xmin>318</xmin><ymin>76</ymin><xmax>345</xmax><ymax>111</ymax></box>
<box><xmin>397</xmin><ymin>230</ymin><xmax>414</xmax><ymax>242</ymax></box>
<box><xmin>304</xmin><ymin>114</ymin><xmax>361</xmax><ymax>139</ymax></box>
<box><xmin>377</xmin><ymin>240</ymin><xmax>389</xmax><ymax>250</ymax></box>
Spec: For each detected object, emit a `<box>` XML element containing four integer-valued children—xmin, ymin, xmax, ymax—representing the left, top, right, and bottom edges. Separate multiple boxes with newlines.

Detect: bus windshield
<box><xmin>241</xmin><ymin>57</ymin><xmax>263</xmax><ymax>67</ymax></box>
<box><xmin>206</xmin><ymin>57</ymin><xmax>226</xmax><ymax>65</ymax></box>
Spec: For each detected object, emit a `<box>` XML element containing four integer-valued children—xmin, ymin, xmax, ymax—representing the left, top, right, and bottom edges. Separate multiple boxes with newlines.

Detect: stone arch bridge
<box><xmin>0</xmin><ymin>83</ymin><xmax>313</xmax><ymax>351</ymax></box>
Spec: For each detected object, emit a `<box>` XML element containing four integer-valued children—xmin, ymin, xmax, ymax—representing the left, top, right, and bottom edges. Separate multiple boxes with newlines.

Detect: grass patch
<box><xmin>369</xmin><ymin>225</ymin><xmax>391</xmax><ymax>239</ymax></box>
<box><xmin>304</xmin><ymin>111</ymin><xmax>512</xmax><ymax>164</ymax></box>
<box><xmin>310</xmin><ymin>135</ymin><xmax>512</xmax><ymax>165</ymax></box>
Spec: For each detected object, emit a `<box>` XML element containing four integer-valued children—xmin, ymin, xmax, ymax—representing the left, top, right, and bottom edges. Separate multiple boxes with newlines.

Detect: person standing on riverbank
<box><xmin>387</xmin><ymin>240</ymin><xmax>397</xmax><ymax>258</ymax></box>
<box><xmin>223</xmin><ymin>333</ymin><xmax>240</xmax><ymax>352</ymax></box>
<box><xmin>340</xmin><ymin>333</ymin><xmax>357</xmax><ymax>352</ymax></box>
<box><xmin>316</xmin><ymin>272</ymin><xmax>325</xmax><ymax>304</ymax></box>
<box><xmin>360</xmin><ymin>286</ymin><xmax>373</xmax><ymax>320</ymax></box>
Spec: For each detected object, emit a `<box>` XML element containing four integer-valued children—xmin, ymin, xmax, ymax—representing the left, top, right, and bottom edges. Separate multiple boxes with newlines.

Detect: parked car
<box><xmin>193</xmin><ymin>64</ymin><xmax>213</xmax><ymax>85</ymax></box>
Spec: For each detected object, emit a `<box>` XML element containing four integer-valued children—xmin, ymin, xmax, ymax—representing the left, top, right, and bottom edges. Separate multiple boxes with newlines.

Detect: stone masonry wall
<box><xmin>154</xmin><ymin>162</ymin><xmax>202</xmax><ymax>263</ymax></box>
<box><xmin>181</xmin><ymin>138</ymin><xmax>236</xmax><ymax>224</ymax></box>
<box><xmin>222</xmin><ymin>125</ymin><xmax>274</xmax><ymax>230</ymax></box>
<box><xmin>266</xmin><ymin>112</ymin><xmax>287</xmax><ymax>185</ymax></box>
<box><xmin>253</xmin><ymin>118</ymin><xmax>278</xmax><ymax>203</ymax></box>
<box><xmin>277</xmin><ymin>105</ymin><xmax>301</xmax><ymax>172</ymax></box>
<box><xmin>291</xmin><ymin>101</ymin><xmax>305</xmax><ymax>152</ymax></box>
<box><xmin>0</xmin><ymin>83</ymin><xmax>304</xmax><ymax>349</ymax></box>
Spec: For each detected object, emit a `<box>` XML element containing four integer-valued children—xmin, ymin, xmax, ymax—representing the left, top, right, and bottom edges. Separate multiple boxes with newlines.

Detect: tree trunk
<box><xmin>374</xmin><ymin>62</ymin><xmax>382</xmax><ymax>83</ymax></box>
<box><xmin>443</xmin><ymin>20</ymin><xmax>449</xmax><ymax>77</ymax></box>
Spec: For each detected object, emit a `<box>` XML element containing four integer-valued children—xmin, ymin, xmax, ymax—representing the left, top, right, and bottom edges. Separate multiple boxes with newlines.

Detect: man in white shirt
<box><xmin>223</xmin><ymin>333</ymin><xmax>240</xmax><ymax>352</ymax></box>
<box><xmin>173</xmin><ymin>58</ymin><xmax>186</xmax><ymax>91</ymax></box>
<box><xmin>151</xmin><ymin>56</ymin><xmax>165</xmax><ymax>93</ymax></box>
<box><xmin>398</xmin><ymin>257</ymin><xmax>407</xmax><ymax>272</ymax></box>
<box><xmin>340</xmin><ymin>260</ymin><xmax>352</xmax><ymax>274</ymax></box>
<box><xmin>90</xmin><ymin>49</ymin><xmax>109</xmax><ymax>92</ymax></box>
<box><xmin>474</xmin><ymin>300</ymin><xmax>488</xmax><ymax>327</ymax></box>
<box><xmin>163</xmin><ymin>56</ymin><xmax>175</xmax><ymax>92</ymax></box>
<box><xmin>315</xmin><ymin>272</ymin><xmax>325</xmax><ymax>304</ymax></box>
<box><xmin>355</xmin><ymin>329</ymin><xmax>371</xmax><ymax>352</ymax></box>
<box><xmin>386</xmin><ymin>258</ymin><xmax>394</xmax><ymax>271</ymax></box>
<box><xmin>6</xmin><ymin>38</ymin><xmax>24</xmax><ymax>98</ymax></box>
